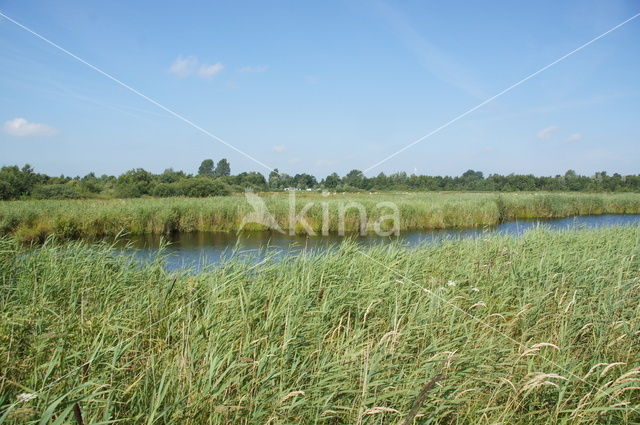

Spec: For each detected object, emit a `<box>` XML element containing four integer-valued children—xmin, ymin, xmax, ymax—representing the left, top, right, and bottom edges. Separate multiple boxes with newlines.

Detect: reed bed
<box><xmin>1</xmin><ymin>192</ymin><xmax>640</xmax><ymax>243</ymax></box>
<box><xmin>0</xmin><ymin>226</ymin><xmax>639</xmax><ymax>423</ymax></box>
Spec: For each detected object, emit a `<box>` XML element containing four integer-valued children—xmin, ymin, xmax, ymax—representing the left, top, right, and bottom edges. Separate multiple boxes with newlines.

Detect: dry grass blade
<box><xmin>399</xmin><ymin>376</ymin><xmax>445</xmax><ymax>425</ymax></box>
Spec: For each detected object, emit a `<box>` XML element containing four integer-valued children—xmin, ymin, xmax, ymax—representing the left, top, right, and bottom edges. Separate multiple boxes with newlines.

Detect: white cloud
<box><xmin>566</xmin><ymin>133</ymin><xmax>583</xmax><ymax>143</ymax></box>
<box><xmin>273</xmin><ymin>144</ymin><xmax>286</xmax><ymax>152</ymax></box>
<box><xmin>537</xmin><ymin>125</ymin><xmax>559</xmax><ymax>140</ymax></box>
<box><xmin>3</xmin><ymin>118</ymin><xmax>58</xmax><ymax>137</ymax></box>
<box><xmin>168</xmin><ymin>55</ymin><xmax>198</xmax><ymax>77</ymax></box>
<box><xmin>198</xmin><ymin>62</ymin><xmax>224</xmax><ymax>78</ymax></box>
<box><xmin>239</xmin><ymin>65</ymin><xmax>269</xmax><ymax>73</ymax></box>
<box><xmin>169</xmin><ymin>56</ymin><xmax>223</xmax><ymax>78</ymax></box>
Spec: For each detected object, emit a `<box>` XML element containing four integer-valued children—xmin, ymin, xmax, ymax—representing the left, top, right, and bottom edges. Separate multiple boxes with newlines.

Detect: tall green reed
<box><xmin>1</xmin><ymin>226</ymin><xmax>639</xmax><ymax>423</ymax></box>
<box><xmin>2</xmin><ymin>192</ymin><xmax>640</xmax><ymax>243</ymax></box>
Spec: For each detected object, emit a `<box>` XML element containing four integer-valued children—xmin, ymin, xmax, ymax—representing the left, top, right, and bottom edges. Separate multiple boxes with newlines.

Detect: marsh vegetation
<box><xmin>1</xmin><ymin>227</ymin><xmax>639</xmax><ymax>423</ymax></box>
<box><xmin>2</xmin><ymin>192</ymin><xmax>640</xmax><ymax>243</ymax></box>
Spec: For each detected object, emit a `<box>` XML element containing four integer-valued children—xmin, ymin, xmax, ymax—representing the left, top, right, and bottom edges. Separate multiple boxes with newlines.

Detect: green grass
<box><xmin>1</xmin><ymin>226</ymin><xmax>639</xmax><ymax>423</ymax></box>
<box><xmin>2</xmin><ymin>192</ymin><xmax>640</xmax><ymax>243</ymax></box>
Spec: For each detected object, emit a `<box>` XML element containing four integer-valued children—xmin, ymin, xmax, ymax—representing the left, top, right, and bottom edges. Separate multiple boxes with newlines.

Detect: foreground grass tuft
<box><xmin>0</xmin><ymin>227</ymin><xmax>639</xmax><ymax>423</ymax></box>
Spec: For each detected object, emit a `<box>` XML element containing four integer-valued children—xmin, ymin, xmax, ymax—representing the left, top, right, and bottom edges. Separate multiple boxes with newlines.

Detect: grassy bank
<box><xmin>1</xmin><ymin>227</ymin><xmax>639</xmax><ymax>423</ymax></box>
<box><xmin>2</xmin><ymin>192</ymin><xmax>640</xmax><ymax>242</ymax></box>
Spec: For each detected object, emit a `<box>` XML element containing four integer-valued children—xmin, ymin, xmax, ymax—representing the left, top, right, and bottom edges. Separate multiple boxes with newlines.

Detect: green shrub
<box><xmin>151</xmin><ymin>183</ymin><xmax>180</xmax><ymax>197</ymax></box>
<box><xmin>32</xmin><ymin>184</ymin><xmax>84</xmax><ymax>200</ymax></box>
<box><xmin>176</xmin><ymin>177</ymin><xmax>231</xmax><ymax>197</ymax></box>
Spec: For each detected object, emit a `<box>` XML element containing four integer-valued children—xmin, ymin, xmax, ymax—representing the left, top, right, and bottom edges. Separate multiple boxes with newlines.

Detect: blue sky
<box><xmin>1</xmin><ymin>0</ymin><xmax>639</xmax><ymax>178</ymax></box>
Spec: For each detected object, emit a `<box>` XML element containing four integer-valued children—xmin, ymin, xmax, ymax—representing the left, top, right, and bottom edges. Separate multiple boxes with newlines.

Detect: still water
<box><xmin>120</xmin><ymin>214</ymin><xmax>640</xmax><ymax>270</ymax></box>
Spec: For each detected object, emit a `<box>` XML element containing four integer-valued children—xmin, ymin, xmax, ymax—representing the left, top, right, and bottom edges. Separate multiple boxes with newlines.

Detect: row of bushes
<box><xmin>115</xmin><ymin>177</ymin><xmax>231</xmax><ymax>198</ymax></box>
<box><xmin>0</xmin><ymin>164</ymin><xmax>251</xmax><ymax>200</ymax></box>
<box><xmin>30</xmin><ymin>178</ymin><xmax>232</xmax><ymax>200</ymax></box>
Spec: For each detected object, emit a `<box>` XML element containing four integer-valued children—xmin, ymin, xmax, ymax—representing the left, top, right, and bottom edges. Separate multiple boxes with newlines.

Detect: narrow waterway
<box><xmin>119</xmin><ymin>214</ymin><xmax>640</xmax><ymax>270</ymax></box>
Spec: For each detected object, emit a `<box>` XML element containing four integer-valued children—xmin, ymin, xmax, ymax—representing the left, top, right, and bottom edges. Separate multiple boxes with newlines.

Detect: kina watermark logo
<box><xmin>239</xmin><ymin>189</ymin><xmax>400</xmax><ymax>236</ymax></box>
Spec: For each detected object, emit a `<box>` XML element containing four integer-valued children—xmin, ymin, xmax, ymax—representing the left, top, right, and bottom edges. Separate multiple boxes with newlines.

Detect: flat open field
<box><xmin>2</xmin><ymin>192</ymin><xmax>640</xmax><ymax>242</ymax></box>
<box><xmin>1</xmin><ymin>226</ymin><xmax>639</xmax><ymax>423</ymax></box>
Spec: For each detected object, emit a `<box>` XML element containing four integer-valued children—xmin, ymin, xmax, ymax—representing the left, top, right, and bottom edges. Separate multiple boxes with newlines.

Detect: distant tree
<box><xmin>389</xmin><ymin>172</ymin><xmax>408</xmax><ymax>186</ymax></box>
<box><xmin>276</xmin><ymin>172</ymin><xmax>294</xmax><ymax>188</ymax></box>
<box><xmin>462</xmin><ymin>169</ymin><xmax>484</xmax><ymax>180</ymax></box>
<box><xmin>198</xmin><ymin>159</ymin><xmax>215</xmax><ymax>176</ymax></box>
<box><xmin>0</xmin><ymin>164</ymin><xmax>43</xmax><ymax>199</ymax></box>
<box><xmin>563</xmin><ymin>170</ymin><xmax>583</xmax><ymax>191</ymax></box>
<box><xmin>178</xmin><ymin>178</ymin><xmax>231</xmax><ymax>197</ymax></box>
<box><xmin>594</xmin><ymin>171</ymin><xmax>608</xmax><ymax>181</ymax></box>
<box><xmin>214</xmin><ymin>159</ymin><xmax>231</xmax><ymax>176</ymax></box>
<box><xmin>151</xmin><ymin>183</ymin><xmax>180</xmax><ymax>197</ymax></box>
<box><xmin>115</xmin><ymin>168</ymin><xmax>153</xmax><ymax>198</ymax></box>
<box><xmin>293</xmin><ymin>173</ymin><xmax>317</xmax><ymax>189</ymax></box>
<box><xmin>370</xmin><ymin>172</ymin><xmax>388</xmax><ymax>190</ymax></box>
<box><xmin>233</xmin><ymin>172</ymin><xmax>267</xmax><ymax>189</ymax></box>
<box><xmin>344</xmin><ymin>169</ymin><xmax>365</xmax><ymax>188</ymax></box>
<box><xmin>268</xmin><ymin>169</ymin><xmax>280</xmax><ymax>188</ymax></box>
<box><xmin>0</xmin><ymin>179</ymin><xmax>12</xmax><ymax>200</ymax></box>
<box><xmin>323</xmin><ymin>172</ymin><xmax>341</xmax><ymax>188</ymax></box>
<box><xmin>79</xmin><ymin>172</ymin><xmax>101</xmax><ymax>194</ymax></box>
<box><xmin>32</xmin><ymin>183</ymin><xmax>84</xmax><ymax>199</ymax></box>
<box><xmin>160</xmin><ymin>168</ymin><xmax>187</xmax><ymax>183</ymax></box>
<box><xmin>2</xmin><ymin>160</ymin><xmax>640</xmax><ymax>199</ymax></box>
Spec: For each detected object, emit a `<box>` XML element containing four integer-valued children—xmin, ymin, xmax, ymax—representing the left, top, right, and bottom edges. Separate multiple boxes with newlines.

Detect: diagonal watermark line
<box><xmin>356</xmin><ymin>248</ymin><xmax>640</xmax><ymax>415</ymax></box>
<box><xmin>0</xmin><ymin>10</ymin><xmax>275</xmax><ymax>173</ymax></box>
<box><xmin>363</xmin><ymin>12</ymin><xmax>640</xmax><ymax>173</ymax></box>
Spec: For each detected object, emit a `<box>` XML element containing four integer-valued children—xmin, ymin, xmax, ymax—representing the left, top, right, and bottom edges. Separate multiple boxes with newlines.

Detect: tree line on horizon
<box><xmin>1</xmin><ymin>158</ymin><xmax>639</xmax><ymax>200</ymax></box>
